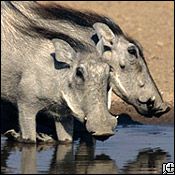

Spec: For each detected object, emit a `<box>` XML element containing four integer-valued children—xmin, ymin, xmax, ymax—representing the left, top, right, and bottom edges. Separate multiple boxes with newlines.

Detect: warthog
<box><xmin>1</xmin><ymin>37</ymin><xmax>117</xmax><ymax>143</ymax></box>
<box><xmin>1</xmin><ymin>2</ymin><xmax>170</xmax><ymax>142</ymax></box>
<box><xmin>18</xmin><ymin>1</ymin><xmax>169</xmax><ymax>117</ymax></box>
<box><xmin>2</xmin><ymin>2</ymin><xmax>117</xmax><ymax>143</ymax></box>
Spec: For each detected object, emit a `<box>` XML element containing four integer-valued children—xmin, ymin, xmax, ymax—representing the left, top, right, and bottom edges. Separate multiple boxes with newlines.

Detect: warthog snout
<box><xmin>85</xmin><ymin>114</ymin><xmax>117</xmax><ymax>141</ymax></box>
<box><xmin>153</xmin><ymin>102</ymin><xmax>171</xmax><ymax>117</ymax></box>
<box><xmin>137</xmin><ymin>94</ymin><xmax>171</xmax><ymax>117</ymax></box>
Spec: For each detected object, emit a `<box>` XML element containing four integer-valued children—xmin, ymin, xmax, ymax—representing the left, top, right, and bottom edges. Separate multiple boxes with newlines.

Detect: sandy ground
<box><xmin>42</xmin><ymin>1</ymin><xmax>174</xmax><ymax>124</ymax></box>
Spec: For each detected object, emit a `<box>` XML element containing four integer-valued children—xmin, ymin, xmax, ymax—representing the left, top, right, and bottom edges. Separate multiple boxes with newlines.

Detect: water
<box><xmin>1</xmin><ymin>125</ymin><xmax>174</xmax><ymax>174</ymax></box>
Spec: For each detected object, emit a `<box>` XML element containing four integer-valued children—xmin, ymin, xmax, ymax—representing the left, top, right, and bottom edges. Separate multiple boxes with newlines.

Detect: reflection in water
<box><xmin>49</xmin><ymin>144</ymin><xmax>74</xmax><ymax>174</ymax></box>
<box><xmin>1</xmin><ymin>135</ymin><xmax>172</xmax><ymax>174</ymax></box>
<box><xmin>1</xmin><ymin>141</ymin><xmax>37</xmax><ymax>174</ymax></box>
<box><xmin>1</xmin><ymin>101</ymin><xmax>173</xmax><ymax>174</ymax></box>
<box><xmin>21</xmin><ymin>145</ymin><xmax>37</xmax><ymax>174</ymax></box>
<box><xmin>122</xmin><ymin>148</ymin><xmax>170</xmax><ymax>174</ymax></box>
<box><xmin>52</xmin><ymin>142</ymin><xmax>118</xmax><ymax>174</ymax></box>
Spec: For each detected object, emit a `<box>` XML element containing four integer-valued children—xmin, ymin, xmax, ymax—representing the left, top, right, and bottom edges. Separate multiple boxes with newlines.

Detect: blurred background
<box><xmin>41</xmin><ymin>1</ymin><xmax>174</xmax><ymax>124</ymax></box>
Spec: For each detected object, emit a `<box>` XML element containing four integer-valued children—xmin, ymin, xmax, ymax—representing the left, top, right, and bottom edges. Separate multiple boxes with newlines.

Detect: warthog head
<box><xmin>52</xmin><ymin>39</ymin><xmax>117</xmax><ymax>140</ymax></box>
<box><xmin>93</xmin><ymin>23</ymin><xmax>170</xmax><ymax>117</ymax></box>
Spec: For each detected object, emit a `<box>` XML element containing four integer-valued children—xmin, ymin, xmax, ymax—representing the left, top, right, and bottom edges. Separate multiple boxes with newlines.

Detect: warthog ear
<box><xmin>52</xmin><ymin>39</ymin><xmax>76</xmax><ymax>65</ymax></box>
<box><xmin>93</xmin><ymin>23</ymin><xmax>115</xmax><ymax>56</ymax></box>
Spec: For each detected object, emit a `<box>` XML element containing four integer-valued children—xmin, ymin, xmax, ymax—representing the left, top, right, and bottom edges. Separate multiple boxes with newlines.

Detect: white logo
<box><xmin>162</xmin><ymin>162</ymin><xmax>174</xmax><ymax>174</ymax></box>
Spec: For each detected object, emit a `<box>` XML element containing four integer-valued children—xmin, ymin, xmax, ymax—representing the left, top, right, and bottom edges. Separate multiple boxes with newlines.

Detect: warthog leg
<box><xmin>55</xmin><ymin>115</ymin><xmax>74</xmax><ymax>143</ymax></box>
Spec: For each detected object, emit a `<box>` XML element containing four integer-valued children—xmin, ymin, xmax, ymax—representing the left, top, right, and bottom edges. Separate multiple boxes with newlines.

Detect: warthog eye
<box><xmin>76</xmin><ymin>67</ymin><xmax>85</xmax><ymax>81</ymax></box>
<box><xmin>128</xmin><ymin>46</ymin><xmax>138</xmax><ymax>58</ymax></box>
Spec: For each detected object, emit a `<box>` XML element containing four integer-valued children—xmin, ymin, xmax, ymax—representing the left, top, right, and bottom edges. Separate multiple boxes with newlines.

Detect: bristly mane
<box><xmin>33</xmin><ymin>3</ymin><xmax>124</xmax><ymax>36</ymax></box>
<box><xmin>6</xmin><ymin>1</ymin><xmax>144</xmax><ymax>56</ymax></box>
<box><xmin>33</xmin><ymin>3</ymin><xmax>144</xmax><ymax>57</ymax></box>
<box><xmin>5</xmin><ymin>1</ymin><xmax>90</xmax><ymax>53</ymax></box>
<box><xmin>20</xmin><ymin>25</ymin><xmax>89</xmax><ymax>53</ymax></box>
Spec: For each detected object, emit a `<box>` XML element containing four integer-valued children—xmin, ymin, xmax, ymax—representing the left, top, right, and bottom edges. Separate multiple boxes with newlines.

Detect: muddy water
<box><xmin>1</xmin><ymin>125</ymin><xmax>174</xmax><ymax>174</ymax></box>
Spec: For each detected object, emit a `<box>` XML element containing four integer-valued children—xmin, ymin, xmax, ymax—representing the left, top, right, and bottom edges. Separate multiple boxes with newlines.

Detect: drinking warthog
<box><xmin>2</xmin><ymin>2</ymin><xmax>117</xmax><ymax>143</ymax></box>
<box><xmin>22</xmin><ymin>1</ymin><xmax>169</xmax><ymax>117</ymax></box>
<box><xmin>2</xmin><ymin>37</ymin><xmax>117</xmax><ymax>143</ymax></box>
<box><xmin>1</xmin><ymin>2</ymin><xmax>170</xmax><ymax>142</ymax></box>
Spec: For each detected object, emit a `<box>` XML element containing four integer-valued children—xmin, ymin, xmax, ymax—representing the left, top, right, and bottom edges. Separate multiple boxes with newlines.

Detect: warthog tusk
<box><xmin>108</xmin><ymin>87</ymin><xmax>112</xmax><ymax>110</ymax></box>
<box><xmin>151</xmin><ymin>96</ymin><xmax>155</xmax><ymax>101</ymax></box>
<box><xmin>116</xmin><ymin>115</ymin><xmax>119</xmax><ymax>119</ymax></box>
<box><xmin>84</xmin><ymin>117</ymin><xmax>87</xmax><ymax>121</ymax></box>
<box><xmin>115</xmin><ymin>74</ymin><xmax>128</xmax><ymax>98</ymax></box>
